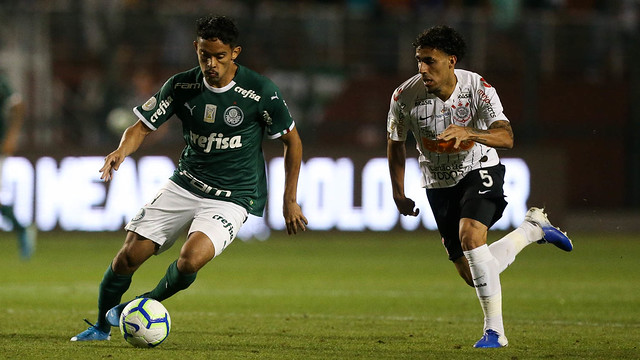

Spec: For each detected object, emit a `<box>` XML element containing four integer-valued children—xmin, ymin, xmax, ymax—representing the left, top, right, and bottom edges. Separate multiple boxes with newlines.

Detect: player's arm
<box><xmin>100</xmin><ymin>120</ymin><xmax>153</xmax><ymax>182</ymax></box>
<box><xmin>387</xmin><ymin>135</ymin><xmax>419</xmax><ymax>217</ymax></box>
<box><xmin>1</xmin><ymin>95</ymin><xmax>25</xmax><ymax>155</ymax></box>
<box><xmin>437</xmin><ymin>120</ymin><xmax>513</xmax><ymax>150</ymax></box>
<box><xmin>279</xmin><ymin>127</ymin><xmax>308</xmax><ymax>235</ymax></box>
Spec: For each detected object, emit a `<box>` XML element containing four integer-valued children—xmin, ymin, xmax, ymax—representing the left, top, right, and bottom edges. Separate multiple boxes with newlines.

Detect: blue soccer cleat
<box><xmin>525</xmin><ymin>207</ymin><xmax>573</xmax><ymax>252</ymax></box>
<box><xmin>473</xmin><ymin>329</ymin><xmax>508</xmax><ymax>348</ymax></box>
<box><xmin>105</xmin><ymin>301</ymin><xmax>131</xmax><ymax>327</ymax></box>
<box><xmin>70</xmin><ymin>319</ymin><xmax>111</xmax><ymax>341</ymax></box>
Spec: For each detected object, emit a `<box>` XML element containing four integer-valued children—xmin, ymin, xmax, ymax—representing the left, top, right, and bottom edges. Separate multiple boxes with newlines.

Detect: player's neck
<box><xmin>434</xmin><ymin>74</ymin><xmax>457</xmax><ymax>101</ymax></box>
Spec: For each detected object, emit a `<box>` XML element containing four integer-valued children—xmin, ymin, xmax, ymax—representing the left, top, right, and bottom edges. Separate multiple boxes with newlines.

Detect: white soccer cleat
<box><xmin>525</xmin><ymin>207</ymin><xmax>573</xmax><ymax>252</ymax></box>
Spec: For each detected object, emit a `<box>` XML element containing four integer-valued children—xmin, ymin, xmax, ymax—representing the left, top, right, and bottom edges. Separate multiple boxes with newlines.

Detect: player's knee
<box><xmin>459</xmin><ymin>220</ymin><xmax>487</xmax><ymax>251</ymax></box>
<box><xmin>176</xmin><ymin>257</ymin><xmax>205</xmax><ymax>274</ymax></box>
<box><xmin>112</xmin><ymin>250</ymin><xmax>141</xmax><ymax>274</ymax></box>
<box><xmin>178</xmin><ymin>232</ymin><xmax>216</xmax><ymax>273</ymax></box>
<box><xmin>112</xmin><ymin>233</ymin><xmax>156</xmax><ymax>273</ymax></box>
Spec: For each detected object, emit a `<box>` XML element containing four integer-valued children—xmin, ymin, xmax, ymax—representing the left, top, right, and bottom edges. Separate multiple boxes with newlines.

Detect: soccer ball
<box><xmin>119</xmin><ymin>298</ymin><xmax>171</xmax><ymax>348</ymax></box>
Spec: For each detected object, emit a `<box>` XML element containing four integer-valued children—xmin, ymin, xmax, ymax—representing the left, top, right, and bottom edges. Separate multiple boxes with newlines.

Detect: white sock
<box><xmin>464</xmin><ymin>245</ymin><xmax>504</xmax><ymax>335</ymax></box>
<box><xmin>488</xmin><ymin>220</ymin><xmax>543</xmax><ymax>273</ymax></box>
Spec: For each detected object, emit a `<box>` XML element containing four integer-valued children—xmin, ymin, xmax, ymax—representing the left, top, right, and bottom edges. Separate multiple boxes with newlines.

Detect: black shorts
<box><xmin>426</xmin><ymin>164</ymin><xmax>508</xmax><ymax>262</ymax></box>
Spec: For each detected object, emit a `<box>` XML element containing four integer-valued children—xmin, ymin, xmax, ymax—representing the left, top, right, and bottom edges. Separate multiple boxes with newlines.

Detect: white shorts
<box><xmin>125</xmin><ymin>180</ymin><xmax>248</xmax><ymax>257</ymax></box>
<box><xmin>0</xmin><ymin>156</ymin><xmax>5</xmax><ymax>192</ymax></box>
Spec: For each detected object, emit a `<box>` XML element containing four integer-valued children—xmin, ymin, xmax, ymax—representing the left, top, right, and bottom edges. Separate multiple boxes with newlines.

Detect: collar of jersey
<box><xmin>203</xmin><ymin>78</ymin><xmax>236</xmax><ymax>93</ymax></box>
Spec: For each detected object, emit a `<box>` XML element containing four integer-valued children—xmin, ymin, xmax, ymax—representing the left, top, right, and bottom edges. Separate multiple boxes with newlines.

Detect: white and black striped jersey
<box><xmin>387</xmin><ymin>69</ymin><xmax>509</xmax><ymax>189</ymax></box>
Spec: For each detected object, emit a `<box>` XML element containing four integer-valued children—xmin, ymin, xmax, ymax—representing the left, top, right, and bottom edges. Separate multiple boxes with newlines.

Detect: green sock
<box><xmin>142</xmin><ymin>260</ymin><xmax>197</xmax><ymax>302</ymax></box>
<box><xmin>97</xmin><ymin>265</ymin><xmax>132</xmax><ymax>332</ymax></box>
<box><xmin>1</xmin><ymin>205</ymin><xmax>24</xmax><ymax>232</ymax></box>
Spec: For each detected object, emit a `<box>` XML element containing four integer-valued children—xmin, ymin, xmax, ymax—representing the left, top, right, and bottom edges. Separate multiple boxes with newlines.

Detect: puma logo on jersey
<box><xmin>184</xmin><ymin>102</ymin><xmax>196</xmax><ymax>116</ymax></box>
<box><xmin>189</xmin><ymin>130</ymin><xmax>242</xmax><ymax>153</ymax></box>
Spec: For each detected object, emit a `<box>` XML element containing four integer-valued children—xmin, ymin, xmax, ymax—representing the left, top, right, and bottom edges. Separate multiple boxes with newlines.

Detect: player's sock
<box><xmin>488</xmin><ymin>221</ymin><xmax>542</xmax><ymax>273</ymax></box>
<box><xmin>97</xmin><ymin>265</ymin><xmax>132</xmax><ymax>332</ymax></box>
<box><xmin>1</xmin><ymin>205</ymin><xmax>31</xmax><ymax>259</ymax></box>
<box><xmin>0</xmin><ymin>205</ymin><xmax>21</xmax><ymax>228</ymax></box>
<box><xmin>464</xmin><ymin>244</ymin><xmax>505</xmax><ymax>336</ymax></box>
<box><xmin>142</xmin><ymin>260</ymin><xmax>197</xmax><ymax>302</ymax></box>
<box><xmin>1</xmin><ymin>204</ymin><xmax>26</xmax><ymax>233</ymax></box>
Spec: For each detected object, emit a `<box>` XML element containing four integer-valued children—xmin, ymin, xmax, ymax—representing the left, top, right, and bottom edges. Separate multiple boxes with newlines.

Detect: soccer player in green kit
<box><xmin>0</xmin><ymin>72</ymin><xmax>36</xmax><ymax>260</ymax></box>
<box><xmin>72</xmin><ymin>15</ymin><xmax>308</xmax><ymax>341</ymax></box>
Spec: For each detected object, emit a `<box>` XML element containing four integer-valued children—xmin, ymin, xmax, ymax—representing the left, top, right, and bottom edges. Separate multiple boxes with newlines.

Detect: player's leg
<box><xmin>487</xmin><ymin>215</ymin><xmax>543</xmax><ymax>273</ymax></box>
<box><xmin>426</xmin><ymin>185</ymin><xmax>470</xmax><ymax>284</ymax></box>
<box><xmin>72</xmin><ymin>181</ymin><xmax>192</xmax><ymax>341</ymax></box>
<box><xmin>0</xmin><ymin>157</ymin><xmax>35</xmax><ymax>259</ymax></box>
<box><xmin>70</xmin><ymin>231</ymin><xmax>157</xmax><ymax>341</ymax></box>
<box><xmin>487</xmin><ymin>207</ymin><xmax>572</xmax><ymax>274</ymax></box>
<box><xmin>453</xmin><ymin>255</ymin><xmax>473</xmax><ymax>287</ymax></box>
<box><xmin>142</xmin><ymin>199</ymin><xmax>248</xmax><ymax>301</ymax></box>
<box><xmin>459</xmin><ymin>216</ymin><xmax>508</xmax><ymax>348</ymax></box>
<box><xmin>0</xmin><ymin>203</ymin><xmax>35</xmax><ymax>259</ymax></box>
<box><xmin>102</xmin><ymin>231</ymin><xmax>158</xmax><ymax>320</ymax></box>
<box><xmin>140</xmin><ymin>231</ymin><xmax>212</xmax><ymax>302</ymax></box>
<box><xmin>458</xmin><ymin>165</ymin><xmax>510</xmax><ymax>348</ymax></box>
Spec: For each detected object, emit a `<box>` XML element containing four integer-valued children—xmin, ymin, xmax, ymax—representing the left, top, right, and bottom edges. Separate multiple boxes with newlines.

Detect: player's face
<box><xmin>415</xmin><ymin>47</ymin><xmax>457</xmax><ymax>99</ymax></box>
<box><xmin>194</xmin><ymin>37</ymin><xmax>241</xmax><ymax>88</ymax></box>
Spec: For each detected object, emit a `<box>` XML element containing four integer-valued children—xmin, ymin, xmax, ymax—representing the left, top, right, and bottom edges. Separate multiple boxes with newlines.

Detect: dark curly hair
<box><xmin>413</xmin><ymin>25</ymin><xmax>466</xmax><ymax>62</ymax></box>
<box><xmin>196</xmin><ymin>15</ymin><xmax>239</xmax><ymax>47</ymax></box>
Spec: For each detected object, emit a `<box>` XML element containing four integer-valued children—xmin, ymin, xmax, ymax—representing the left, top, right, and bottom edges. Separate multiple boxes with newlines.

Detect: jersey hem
<box><xmin>267</xmin><ymin>121</ymin><xmax>295</xmax><ymax>139</ymax></box>
<box><xmin>133</xmin><ymin>107</ymin><xmax>158</xmax><ymax>131</ymax></box>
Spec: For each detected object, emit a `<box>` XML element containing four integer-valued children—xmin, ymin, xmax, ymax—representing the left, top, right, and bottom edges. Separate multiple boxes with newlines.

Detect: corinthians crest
<box><xmin>451</xmin><ymin>101</ymin><xmax>471</xmax><ymax>124</ymax></box>
<box><xmin>224</xmin><ymin>106</ymin><xmax>244</xmax><ymax>127</ymax></box>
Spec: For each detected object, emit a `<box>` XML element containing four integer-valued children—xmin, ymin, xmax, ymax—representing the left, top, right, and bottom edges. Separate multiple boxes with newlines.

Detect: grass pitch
<box><xmin>0</xmin><ymin>230</ymin><xmax>638</xmax><ymax>359</ymax></box>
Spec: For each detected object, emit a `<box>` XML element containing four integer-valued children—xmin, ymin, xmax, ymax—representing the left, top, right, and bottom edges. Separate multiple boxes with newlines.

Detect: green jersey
<box><xmin>133</xmin><ymin>65</ymin><xmax>295</xmax><ymax>216</ymax></box>
<box><xmin>0</xmin><ymin>74</ymin><xmax>16</xmax><ymax>141</ymax></box>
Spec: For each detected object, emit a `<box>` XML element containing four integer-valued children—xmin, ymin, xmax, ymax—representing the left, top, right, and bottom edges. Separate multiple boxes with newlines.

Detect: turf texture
<box><xmin>0</xmin><ymin>230</ymin><xmax>638</xmax><ymax>359</ymax></box>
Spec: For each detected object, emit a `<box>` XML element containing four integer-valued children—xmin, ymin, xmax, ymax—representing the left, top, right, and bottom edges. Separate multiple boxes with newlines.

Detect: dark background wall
<box><xmin>1</xmin><ymin>0</ymin><xmax>638</xmax><ymax>231</ymax></box>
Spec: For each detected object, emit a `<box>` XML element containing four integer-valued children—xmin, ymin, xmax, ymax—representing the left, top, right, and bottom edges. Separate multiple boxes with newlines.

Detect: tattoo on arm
<box><xmin>466</xmin><ymin>127</ymin><xmax>490</xmax><ymax>143</ymax></box>
<box><xmin>489</xmin><ymin>120</ymin><xmax>513</xmax><ymax>139</ymax></box>
<box><xmin>465</xmin><ymin>120</ymin><xmax>513</xmax><ymax>147</ymax></box>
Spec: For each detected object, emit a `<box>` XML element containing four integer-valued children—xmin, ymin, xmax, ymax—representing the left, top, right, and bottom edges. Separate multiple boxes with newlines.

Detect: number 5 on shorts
<box><xmin>479</xmin><ymin>169</ymin><xmax>493</xmax><ymax>188</ymax></box>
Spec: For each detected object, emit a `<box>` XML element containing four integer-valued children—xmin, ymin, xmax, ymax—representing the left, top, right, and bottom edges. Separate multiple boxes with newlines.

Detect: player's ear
<box><xmin>231</xmin><ymin>46</ymin><xmax>242</xmax><ymax>60</ymax></box>
<box><xmin>450</xmin><ymin>55</ymin><xmax>457</xmax><ymax>67</ymax></box>
<box><xmin>193</xmin><ymin>40</ymin><xmax>199</xmax><ymax>52</ymax></box>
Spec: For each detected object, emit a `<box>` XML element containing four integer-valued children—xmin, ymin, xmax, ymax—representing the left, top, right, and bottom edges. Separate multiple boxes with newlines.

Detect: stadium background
<box><xmin>1</xmin><ymin>0</ymin><xmax>639</xmax><ymax>234</ymax></box>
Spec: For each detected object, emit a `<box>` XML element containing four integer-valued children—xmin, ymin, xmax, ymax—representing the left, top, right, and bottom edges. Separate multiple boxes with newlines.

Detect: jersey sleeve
<box><xmin>387</xmin><ymin>87</ymin><xmax>408</xmax><ymax>142</ymax></box>
<box><xmin>474</xmin><ymin>77</ymin><xmax>509</xmax><ymax>128</ymax></box>
<box><xmin>0</xmin><ymin>76</ymin><xmax>13</xmax><ymax>104</ymax></box>
<box><xmin>133</xmin><ymin>77</ymin><xmax>177</xmax><ymax>131</ymax></box>
<box><xmin>262</xmin><ymin>82</ymin><xmax>295</xmax><ymax>139</ymax></box>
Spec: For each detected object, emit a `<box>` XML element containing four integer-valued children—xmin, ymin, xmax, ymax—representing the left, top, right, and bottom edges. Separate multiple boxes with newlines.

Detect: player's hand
<box><xmin>394</xmin><ymin>196</ymin><xmax>419</xmax><ymax>217</ymax></box>
<box><xmin>437</xmin><ymin>124</ymin><xmax>469</xmax><ymax>150</ymax></box>
<box><xmin>99</xmin><ymin>150</ymin><xmax>126</xmax><ymax>182</ymax></box>
<box><xmin>283</xmin><ymin>201</ymin><xmax>308</xmax><ymax>235</ymax></box>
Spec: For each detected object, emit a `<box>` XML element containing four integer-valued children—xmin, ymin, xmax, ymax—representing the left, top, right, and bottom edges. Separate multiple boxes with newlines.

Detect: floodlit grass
<box><xmin>0</xmin><ymin>230</ymin><xmax>638</xmax><ymax>359</ymax></box>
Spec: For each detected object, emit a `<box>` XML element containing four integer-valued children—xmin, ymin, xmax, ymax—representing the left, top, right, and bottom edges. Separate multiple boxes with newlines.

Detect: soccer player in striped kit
<box><xmin>387</xmin><ymin>25</ymin><xmax>573</xmax><ymax>348</ymax></box>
